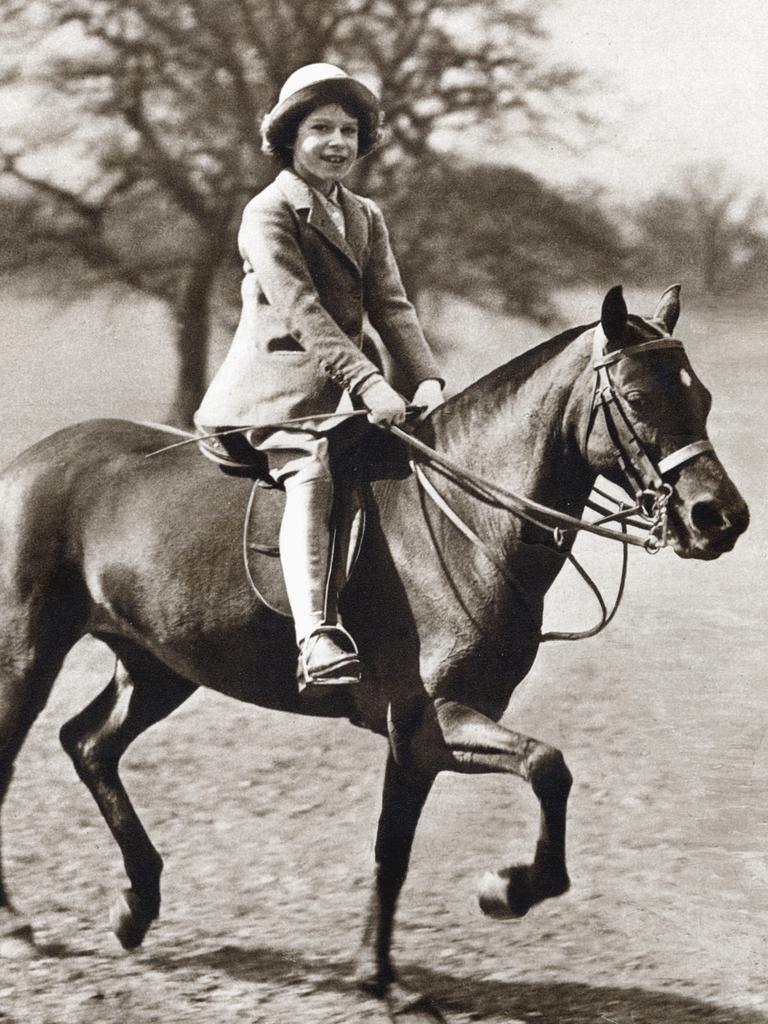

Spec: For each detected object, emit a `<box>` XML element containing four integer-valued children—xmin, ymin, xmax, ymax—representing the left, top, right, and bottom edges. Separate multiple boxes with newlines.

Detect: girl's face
<box><xmin>292</xmin><ymin>103</ymin><xmax>359</xmax><ymax>191</ymax></box>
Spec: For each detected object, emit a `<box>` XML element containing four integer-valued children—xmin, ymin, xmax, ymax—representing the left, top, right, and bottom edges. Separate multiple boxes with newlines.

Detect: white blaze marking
<box><xmin>680</xmin><ymin>368</ymin><xmax>692</xmax><ymax>387</ymax></box>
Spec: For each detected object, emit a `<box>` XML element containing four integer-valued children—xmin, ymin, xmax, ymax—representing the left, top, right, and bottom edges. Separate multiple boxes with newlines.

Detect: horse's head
<box><xmin>585</xmin><ymin>285</ymin><xmax>749</xmax><ymax>559</ymax></box>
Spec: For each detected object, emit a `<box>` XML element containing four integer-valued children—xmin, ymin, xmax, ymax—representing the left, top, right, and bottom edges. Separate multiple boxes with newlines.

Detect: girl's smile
<box><xmin>292</xmin><ymin>104</ymin><xmax>359</xmax><ymax>193</ymax></box>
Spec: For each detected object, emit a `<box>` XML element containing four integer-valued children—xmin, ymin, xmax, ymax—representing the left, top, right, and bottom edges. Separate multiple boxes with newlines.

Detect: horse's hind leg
<box><xmin>0</xmin><ymin>645</ymin><xmax>72</xmax><ymax>957</ymax></box>
<box><xmin>59</xmin><ymin>649</ymin><xmax>196</xmax><ymax>949</ymax></box>
<box><xmin>404</xmin><ymin>698</ymin><xmax>573</xmax><ymax>920</ymax></box>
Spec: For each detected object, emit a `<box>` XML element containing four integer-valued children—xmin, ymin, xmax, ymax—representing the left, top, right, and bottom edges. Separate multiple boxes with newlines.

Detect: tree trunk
<box><xmin>169</xmin><ymin>310</ymin><xmax>210</xmax><ymax>427</ymax></box>
<box><xmin>167</xmin><ymin>235</ymin><xmax>226</xmax><ymax>427</ymax></box>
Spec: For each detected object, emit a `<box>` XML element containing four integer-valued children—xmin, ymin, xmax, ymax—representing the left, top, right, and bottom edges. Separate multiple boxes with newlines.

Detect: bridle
<box><xmin>390</xmin><ymin>322</ymin><xmax>715</xmax><ymax>640</ymax></box>
<box><xmin>391</xmin><ymin>324</ymin><xmax>713</xmax><ymax>554</ymax></box>
<box><xmin>144</xmin><ymin>323</ymin><xmax>716</xmax><ymax>640</ymax></box>
<box><xmin>586</xmin><ymin>323</ymin><xmax>714</xmax><ymax>551</ymax></box>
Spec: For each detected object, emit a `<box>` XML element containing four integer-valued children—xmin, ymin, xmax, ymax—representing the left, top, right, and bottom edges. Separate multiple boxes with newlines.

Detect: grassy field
<box><xmin>0</xmin><ymin>279</ymin><xmax>765</xmax><ymax>1023</ymax></box>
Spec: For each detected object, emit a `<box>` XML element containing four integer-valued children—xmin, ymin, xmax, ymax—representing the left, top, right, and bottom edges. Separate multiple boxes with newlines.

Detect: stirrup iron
<box><xmin>300</xmin><ymin>624</ymin><xmax>361</xmax><ymax>687</ymax></box>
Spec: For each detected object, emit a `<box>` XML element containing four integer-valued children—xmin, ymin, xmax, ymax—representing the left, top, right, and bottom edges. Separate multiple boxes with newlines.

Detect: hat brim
<box><xmin>264</xmin><ymin>77</ymin><xmax>380</xmax><ymax>140</ymax></box>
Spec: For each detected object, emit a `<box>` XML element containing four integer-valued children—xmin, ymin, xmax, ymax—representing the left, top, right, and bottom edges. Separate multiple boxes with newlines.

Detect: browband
<box><xmin>593</xmin><ymin>336</ymin><xmax>685</xmax><ymax>369</ymax></box>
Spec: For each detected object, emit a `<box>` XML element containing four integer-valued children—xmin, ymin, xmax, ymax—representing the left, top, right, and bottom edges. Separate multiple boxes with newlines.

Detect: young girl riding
<box><xmin>195</xmin><ymin>63</ymin><xmax>444</xmax><ymax>688</ymax></box>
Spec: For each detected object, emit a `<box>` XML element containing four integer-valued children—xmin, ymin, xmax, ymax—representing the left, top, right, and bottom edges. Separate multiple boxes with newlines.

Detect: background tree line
<box><xmin>0</xmin><ymin>0</ymin><xmax>765</xmax><ymax>424</ymax></box>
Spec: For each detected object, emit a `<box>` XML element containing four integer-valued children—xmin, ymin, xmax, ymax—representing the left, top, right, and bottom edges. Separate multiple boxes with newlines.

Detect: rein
<box><xmin>143</xmin><ymin>325</ymin><xmax>713</xmax><ymax>643</ymax></box>
<box><xmin>410</xmin><ymin>456</ymin><xmax>629</xmax><ymax>642</ymax></box>
<box><xmin>385</xmin><ymin>324</ymin><xmax>714</xmax><ymax>642</ymax></box>
<box><xmin>389</xmin><ymin>424</ymin><xmax>633</xmax><ymax>642</ymax></box>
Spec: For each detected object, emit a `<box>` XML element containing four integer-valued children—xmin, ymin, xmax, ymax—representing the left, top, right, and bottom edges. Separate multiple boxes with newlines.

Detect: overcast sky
<box><xmin>515</xmin><ymin>0</ymin><xmax>768</xmax><ymax>199</ymax></box>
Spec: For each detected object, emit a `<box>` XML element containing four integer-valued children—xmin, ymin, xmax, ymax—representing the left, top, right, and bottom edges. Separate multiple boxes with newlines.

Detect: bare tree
<box><xmin>629</xmin><ymin>162</ymin><xmax>768</xmax><ymax>295</ymax></box>
<box><xmin>0</xmin><ymin>0</ymin><xmax>583</xmax><ymax>424</ymax></box>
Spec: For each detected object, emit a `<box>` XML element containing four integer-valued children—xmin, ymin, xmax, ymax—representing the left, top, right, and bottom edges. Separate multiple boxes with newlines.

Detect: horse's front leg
<box><xmin>405</xmin><ymin>697</ymin><xmax>573</xmax><ymax>919</ymax></box>
<box><xmin>355</xmin><ymin>749</ymin><xmax>440</xmax><ymax>1018</ymax></box>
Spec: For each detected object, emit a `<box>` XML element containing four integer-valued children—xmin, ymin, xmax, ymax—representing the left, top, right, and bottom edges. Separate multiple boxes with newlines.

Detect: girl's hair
<box><xmin>260</xmin><ymin>82</ymin><xmax>382</xmax><ymax>167</ymax></box>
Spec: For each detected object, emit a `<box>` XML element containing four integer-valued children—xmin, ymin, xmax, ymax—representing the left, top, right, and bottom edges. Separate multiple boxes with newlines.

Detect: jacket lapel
<box><xmin>276</xmin><ymin>169</ymin><xmax>364</xmax><ymax>274</ymax></box>
<box><xmin>338</xmin><ymin>185</ymin><xmax>370</xmax><ymax>270</ymax></box>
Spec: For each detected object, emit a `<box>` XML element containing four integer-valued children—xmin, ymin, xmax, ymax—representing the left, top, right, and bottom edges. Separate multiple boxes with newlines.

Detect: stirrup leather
<box><xmin>300</xmin><ymin>625</ymin><xmax>361</xmax><ymax>687</ymax></box>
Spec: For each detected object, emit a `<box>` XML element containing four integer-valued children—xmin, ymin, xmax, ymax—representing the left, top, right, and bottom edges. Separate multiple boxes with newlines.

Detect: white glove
<box><xmin>412</xmin><ymin>378</ymin><xmax>445</xmax><ymax>420</ymax></box>
<box><xmin>359</xmin><ymin>376</ymin><xmax>408</xmax><ymax>426</ymax></box>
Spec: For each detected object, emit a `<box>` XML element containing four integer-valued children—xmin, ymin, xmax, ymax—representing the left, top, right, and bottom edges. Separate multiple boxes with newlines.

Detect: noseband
<box><xmin>589</xmin><ymin>325</ymin><xmax>714</xmax><ymax>550</ymax></box>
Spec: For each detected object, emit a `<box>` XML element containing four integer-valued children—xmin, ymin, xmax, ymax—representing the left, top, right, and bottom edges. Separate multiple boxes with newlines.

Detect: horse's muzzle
<box><xmin>670</xmin><ymin>492</ymin><xmax>750</xmax><ymax>559</ymax></box>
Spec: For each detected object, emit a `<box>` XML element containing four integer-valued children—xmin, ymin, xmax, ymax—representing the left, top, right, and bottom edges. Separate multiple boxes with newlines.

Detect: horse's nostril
<box><xmin>691</xmin><ymin>500</ymin><xmax>725</xmax><ymax>533</ymax></box>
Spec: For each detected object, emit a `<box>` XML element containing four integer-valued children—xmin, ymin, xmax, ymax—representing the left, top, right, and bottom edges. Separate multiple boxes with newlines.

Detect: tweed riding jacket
<box><xmin>195</xmin><ymin>169</ymin><xmax>441</xmax><ymax>429</ymax></box>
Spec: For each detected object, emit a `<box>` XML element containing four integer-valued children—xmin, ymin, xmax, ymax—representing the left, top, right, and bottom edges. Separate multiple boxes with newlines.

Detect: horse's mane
<box><xmin>436</xmin><ymin>320</ymin><xmax>596</xmax><ymax>427</ymax></box>
<box><xmin>435</xmin><ymin>311</ymin><xmax>667</xmax><ymax>428</ymax></box>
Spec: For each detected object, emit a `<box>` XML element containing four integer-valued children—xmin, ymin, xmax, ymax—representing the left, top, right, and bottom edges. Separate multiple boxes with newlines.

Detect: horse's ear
<box><xmin>653</xmin><ymin>283</ymin><xmax>681</xmax><ymax>334</ymax></box>
<box><xmin>601</xmin><ymin>285</ymin><xmax>628</xmax><ymax>345</ymax></box>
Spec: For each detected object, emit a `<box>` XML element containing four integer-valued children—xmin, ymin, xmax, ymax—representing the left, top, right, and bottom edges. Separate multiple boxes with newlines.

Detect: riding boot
<box><xmin>280</xmin><ymin>466</ymin><xmax>361</xmax><ymax>686</ymax></box>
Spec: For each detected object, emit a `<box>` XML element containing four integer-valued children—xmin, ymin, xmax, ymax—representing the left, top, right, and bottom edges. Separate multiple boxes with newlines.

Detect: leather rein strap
<box><xmin>413</xmin><ymin>459</ymin><xmax>630</xmax><ymax>642</ymax></box>
<box><xmin>144</xmin><ymin>328</ymin><xmax>714</xmax><ymax>643</ymax></box>
<box><xmin>389</xmin><ymin>324</ymin><xmax>715</xmax><ymax>642</ymax></box>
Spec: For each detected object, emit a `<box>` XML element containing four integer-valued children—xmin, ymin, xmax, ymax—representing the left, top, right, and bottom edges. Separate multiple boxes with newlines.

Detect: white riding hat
<box><xmin>261</xmin><ymin>63</ymin><xmax>380</xmax><ymax>157</ymax></box>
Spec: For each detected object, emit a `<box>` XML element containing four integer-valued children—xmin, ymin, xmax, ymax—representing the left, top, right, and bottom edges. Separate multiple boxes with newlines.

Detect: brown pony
<box><xmin>0</xmin><ymin>287</ymin><xmax>748</xmax><ymax>1020</ymax></box>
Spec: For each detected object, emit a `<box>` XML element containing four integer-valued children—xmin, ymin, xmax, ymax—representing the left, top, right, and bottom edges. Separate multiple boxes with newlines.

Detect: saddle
<box><xmin>197</xmin><ymin>423</ymin><xmax>412</xmax><ymax>617</ymax></box>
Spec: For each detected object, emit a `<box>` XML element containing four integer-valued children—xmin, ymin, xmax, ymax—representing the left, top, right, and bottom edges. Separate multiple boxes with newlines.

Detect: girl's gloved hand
<box><xmin>359</xmin><ymin>375</ymin><xmax>408</xmax><ymax>426</ymax></box>
<box><xmin>412</xmin><ymin>378</ymin><xmax>445</xmax><ymax>420</ymax></box>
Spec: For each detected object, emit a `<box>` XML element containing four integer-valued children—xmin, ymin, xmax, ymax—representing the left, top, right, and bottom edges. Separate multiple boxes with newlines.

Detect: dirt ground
<box><xmin>0</xmin><ymin>285</ymin><xmax>765</xmax><ymax>1023</ymax></box>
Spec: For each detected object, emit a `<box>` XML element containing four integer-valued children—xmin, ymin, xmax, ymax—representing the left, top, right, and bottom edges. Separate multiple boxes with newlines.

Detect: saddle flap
<box><xmin>244</xmin><ymin>479</ymin><xmax>367</xmax><ymax>618</ymax></box>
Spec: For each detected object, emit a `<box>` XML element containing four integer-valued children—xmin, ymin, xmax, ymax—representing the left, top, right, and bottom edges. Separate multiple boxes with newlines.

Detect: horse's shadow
<box><xmin>144</xmin><ymin>943</ymin><xmax>768</xmax><ymax>1024</ymax></box>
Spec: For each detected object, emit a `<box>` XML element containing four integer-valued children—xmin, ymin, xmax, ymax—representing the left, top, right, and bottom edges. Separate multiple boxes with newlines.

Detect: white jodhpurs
<box><xmin>256</xmin><ymin>430</ymin><xmax>336</xmax><ymax>645</ymax></box>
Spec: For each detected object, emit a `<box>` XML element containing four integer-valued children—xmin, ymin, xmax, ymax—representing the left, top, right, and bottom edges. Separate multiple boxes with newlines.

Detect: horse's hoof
<box><xmin>0</xmin><ymin>922</ymin><xmax>37</xmax><ymax>959</ymax></box>
<box><xmin>386</xmin><ymin>981</ymin><xmax>446</xmax><ymax>1021</ymax></box>
<box><xmin>109</xmin><ymin>889</ymin><xmax>157</xmax><ymax>950</ymax></box>
<box><xmin>479</xmin><ymin>862</ymin><xmax>571</xmax><ymax>920</ymax></box>
<box><xmin>478</xmin><ymin>868</ymin><xmax>529</xmax><ymax>919</ymax></box>
<box><xmin>356</xmin><ymin>972</ymin><xmax>387</xmax><ymax>999</ymax></box>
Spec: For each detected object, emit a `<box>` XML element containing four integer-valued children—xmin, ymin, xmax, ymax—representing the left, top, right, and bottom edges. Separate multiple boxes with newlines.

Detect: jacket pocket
<box><xmin>266</xmin><ymin>334</ymin><xmax>306</xmax><ymax>354</ymax></box>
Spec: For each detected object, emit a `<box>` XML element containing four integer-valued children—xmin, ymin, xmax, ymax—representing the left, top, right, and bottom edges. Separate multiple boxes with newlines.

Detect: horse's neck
<box><xmin>430</xmin><ymin>327</ymin><xmax>596</xmax><ymax>522</ymax></box>
<box><xmin>366</xmin><ymin>328</ymin><xmax>598</xmax><ymax>651</ymax></box>
<box><xmin>369</xmin><ymin>327</ymin><xmax>599</xmax><ymax>644</ymax></box>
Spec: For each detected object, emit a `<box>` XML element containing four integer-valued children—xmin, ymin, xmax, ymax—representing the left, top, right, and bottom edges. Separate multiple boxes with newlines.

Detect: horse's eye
<box><xmin>623</xmin><ymin>390</ymin><xmax>646</xmax><ymax>410</ymax></box>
